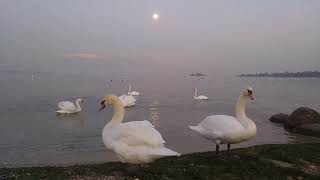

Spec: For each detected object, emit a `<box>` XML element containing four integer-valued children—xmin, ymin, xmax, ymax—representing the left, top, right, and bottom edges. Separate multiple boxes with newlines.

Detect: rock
<box><xmin>285</xmin><ymin>107</ymin><xmax>320</xmax><ymax>129</ymax></box>
<box><xmin>270</xmin><ymin>113</ymin><xmax>289</xmax><ymax>124</ymax></box>
<box><xmin>291</xmin><ymin>124</ymin><xmax>320</xmax><ymax>138</ymax></box>
<box><xmin>281</xmin><ymin>107</ymin><xmax>320</xmax><ymax>137</ymax></box>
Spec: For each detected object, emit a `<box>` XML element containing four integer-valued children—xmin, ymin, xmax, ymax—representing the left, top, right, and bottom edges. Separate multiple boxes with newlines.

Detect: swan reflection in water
<box><xmin>149</xmin><ymin>100</ymin><xmax>160</xmax><ymax>128</ymax></box>
<box><xmin>56</xmin><ymin>113</ymin><xmax>85</xmax><ymax>128</ymax></box>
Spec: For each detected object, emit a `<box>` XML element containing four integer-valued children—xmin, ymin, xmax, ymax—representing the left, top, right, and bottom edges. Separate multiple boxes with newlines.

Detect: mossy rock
<box><xmin>286</xmin><ymin>107</ymin><xmax>320</xmax><ymax>129</ymax></box>
<box><xmin>270</xmin><ymin>113</ymin><xmax>289</xmax><ymax>124</ymax></box>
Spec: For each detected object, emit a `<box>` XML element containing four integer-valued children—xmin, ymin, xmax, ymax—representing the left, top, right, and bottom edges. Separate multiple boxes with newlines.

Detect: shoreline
<box><xmin>1</xmin><ymin>143</ymin><xmax>320</xmax><ymax>180</ymax></box>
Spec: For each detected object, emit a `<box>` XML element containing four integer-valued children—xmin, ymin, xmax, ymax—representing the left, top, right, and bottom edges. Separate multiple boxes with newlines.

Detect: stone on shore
<box><xmin>271</xmin><ymin>107</ymin><xmax>320</xmax><ymax>137</ymax></box>
<box><xmin>285</xmin><ymin>107</ymin><xmax>320</xmax><ymax>129</ymax></box>
<box><xmin>269</xmin><ymin>113</ymin><xmax>289</xmax><ymax>124</ymax></box>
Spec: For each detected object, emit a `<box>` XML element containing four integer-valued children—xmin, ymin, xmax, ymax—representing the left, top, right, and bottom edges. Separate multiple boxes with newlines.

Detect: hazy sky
<box><xmin>0</xmin><ymin>0</ymin><xmax>320</xmax><ymax>75</ymax></box>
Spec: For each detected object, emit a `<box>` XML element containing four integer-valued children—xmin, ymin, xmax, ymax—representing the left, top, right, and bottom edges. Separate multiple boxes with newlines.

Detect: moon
<box><xmin>152</xmin><ymin>13</ymin><xmax>159</xmax><ymax>20</ymax></box>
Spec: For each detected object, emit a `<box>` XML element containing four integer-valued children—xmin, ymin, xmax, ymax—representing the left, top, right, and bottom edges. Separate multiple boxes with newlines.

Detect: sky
<box><xmin>0</xmin><ymin>0</ymin><xmax>320</xmax><ymax>76</ymax></box>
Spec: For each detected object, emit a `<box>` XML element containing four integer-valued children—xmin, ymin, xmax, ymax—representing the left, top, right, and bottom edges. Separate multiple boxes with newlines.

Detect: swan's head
<box><xmin>98</xmin><ymin>95</ymin><xmax>118</xmax><ymax>112</ymax></box>
<box><xmin>76</xmin><ymin>98</ymin><xmax>84</xmax><ymax>103</ymax></box>
<box><xmin>242</xmin><ymin>86</ymin><xmax>254</xmax><ymax>100</ymax></box>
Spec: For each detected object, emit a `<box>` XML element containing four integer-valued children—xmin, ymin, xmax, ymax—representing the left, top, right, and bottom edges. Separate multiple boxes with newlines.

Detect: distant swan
<box><xmin>99</xmin><ymin>95</ymin><xmax>180</xmax><ymax>163</ymax></box>
<box><xmin>56</xmin><ymin>98</ymin><xmax>83</xmax><ymax>114</ymax></box>
<box><xmin>189</xmin><ymin>87</ymin><xmax>256</xmax><ymax>154</ymax></box>
<box><xmin>194</xmin><ymin>88</ymin><xmax>208</xmax><ymax>100</ymax></box>
<box><xmin>127</xmin><ymin>84</ymin><xmax>140</xmax><ymax>96</ymax></box>
<box><xmin>119</xmin><ymin>94</ymin><xmax>136</xmax><ymax>107</ymax></box>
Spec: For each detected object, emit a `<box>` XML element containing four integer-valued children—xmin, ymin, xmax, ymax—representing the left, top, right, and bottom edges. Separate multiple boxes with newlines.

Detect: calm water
<box><xmin>0</xmin><ymin>67</ymin><xmax>320</xmax><ymax>167</ymax></box>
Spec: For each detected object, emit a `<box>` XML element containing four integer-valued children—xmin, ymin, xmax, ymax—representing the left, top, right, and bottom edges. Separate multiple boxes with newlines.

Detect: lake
<box><xmin>0</xmin><ymin>65</ymin><xmax>320</xmax><ymax>167</ymax></box>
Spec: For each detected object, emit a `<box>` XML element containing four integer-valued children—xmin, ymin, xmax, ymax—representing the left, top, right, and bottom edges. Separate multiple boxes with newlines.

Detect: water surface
<box><xmin>0</xmin><ymin>67</ymin><xmax>319</xmax><ymax>167</ymax></box>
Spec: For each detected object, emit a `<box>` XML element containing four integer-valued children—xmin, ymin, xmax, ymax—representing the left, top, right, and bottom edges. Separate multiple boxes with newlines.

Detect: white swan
<box><xmin>118</xmin><ymin>94</ymin><xmax>136</xmax><ymax>107</ymax></box>
<box><xmin>194</xmin><ymin>88</ymin><xmax>208</xmax><ymax>100</ymax></box>
<box><xmin>127</xmin><ymin>84</ymin><xmax>140</xmax><ymax>96</ymax></box>
<box><xmin>189</xmin><ymin>87</ymin><xmax>256</xmax><ymax>154</ymax></box>
<box><xmin>56</xmin><ymin>98</ymin><xmax>83</xmax><ymax>114</ymax></box>
<box><xmin>98</xmin><ymin>95</ymin><xmax>180</xmax><ymax>163</ymax></box>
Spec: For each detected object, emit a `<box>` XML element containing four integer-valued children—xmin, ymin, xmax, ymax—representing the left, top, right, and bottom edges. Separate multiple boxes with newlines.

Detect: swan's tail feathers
<box><xmin>158</xmin><ymin>147</ymin><xmax>181</xmax><ymax>157</ymax></box>
<box><xmin>56</xmin><ymin>110</ymin><xmax>66</xmax><ymax>114</ymax></box>
<box><xmin>189</xmin><ymin>125</ymin><xmax>203</xmax><ymax>133</ymax></box>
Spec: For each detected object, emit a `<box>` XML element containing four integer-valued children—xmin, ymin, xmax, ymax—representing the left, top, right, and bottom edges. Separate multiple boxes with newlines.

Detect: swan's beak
<box><xmin>248</xmin><ymin>93</ymin><xmax>254</xmax><ymax>100</ymax></box>
<box><xmin>247</xmin><ymin>90</ymin><xmax>254</xmax><ymax>100</ymax></box>
<box><xmin>99</xmin><ymin>100</ymin><xmax>106</xmax><ymax>112</ymax></box>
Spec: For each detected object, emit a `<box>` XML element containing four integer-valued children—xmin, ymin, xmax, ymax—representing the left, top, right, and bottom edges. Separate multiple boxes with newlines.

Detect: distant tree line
<box><xmin>237</xmin><ymin>71</ymin><xmax>320</xmax><ymax>78</ymax></box>
<box><xmin>189</xmin><ymin>73</ymin><xmax>207</xmax><ymax>77</ymax></box>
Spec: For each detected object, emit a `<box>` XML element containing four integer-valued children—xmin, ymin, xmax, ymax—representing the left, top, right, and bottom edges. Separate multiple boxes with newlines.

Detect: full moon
<box><xmin>152</xmin><ymin>13</ymin><xmax>159</xmax><ymax>20</ymax></box>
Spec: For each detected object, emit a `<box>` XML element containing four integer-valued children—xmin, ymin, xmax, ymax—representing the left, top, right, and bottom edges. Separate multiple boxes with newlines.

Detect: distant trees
<box><xmin>189</xmin><ymin>73</ymin><xmax>207</xmax><ymax>77</ymax></box>
<box><xmin>238</xmin><ymin>71</ymin><xmax>320</xmax><ymax>78</ymax></box>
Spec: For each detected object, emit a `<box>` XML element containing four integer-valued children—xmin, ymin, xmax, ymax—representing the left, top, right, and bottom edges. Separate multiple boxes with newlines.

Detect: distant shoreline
<box><xmin>237</xmin><ymin>71</ymin><xmax>320</xmax><ymax>78</ymax></box>
<box><xmin>189</xmin><ymin>73</ymin><xmax>206</xmax><ymax>77</ymax></box>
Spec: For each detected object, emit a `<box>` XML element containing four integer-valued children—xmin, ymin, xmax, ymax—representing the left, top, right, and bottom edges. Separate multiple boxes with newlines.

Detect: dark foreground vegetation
<box><xmin>1</xmin><ymin>143</ymin><xmax>320</xmax><ymax>180</ymax></box>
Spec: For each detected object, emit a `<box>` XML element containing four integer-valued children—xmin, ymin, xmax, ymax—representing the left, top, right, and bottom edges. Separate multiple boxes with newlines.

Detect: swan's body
<box><xmin>194</xmin><ymin>88</ymin><xmax>208</xmax><ymax>100</ymax></box>
<box><xmin>189</xmin><ymin>87</ymin><xmax>256</xmax><ymax>153</ymax></box>
<box><xmin>127</xmin><ymin>85</ymin><xmax>140</xmax><ymax>96</ymax></box>
<box><xmin>99</xmin><ymin>95</ymin><xmax>180</xmax><ymax>164</ymax></box>
<box><xmin>56</xmin><ymin>98</ymin><xmax>83</xmax><ymax>114</ymax></box>
<box><xmin>118</xmin><ymin>94</ymin><xmax>136</xmax><ymax>107</ymax></box>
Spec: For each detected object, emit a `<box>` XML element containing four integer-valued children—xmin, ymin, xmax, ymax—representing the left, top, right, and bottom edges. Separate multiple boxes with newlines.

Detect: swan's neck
<box><xmin>235</xmin><ymin>95</ymin><xmax>253</xmax><ymax>128</ymax></box>
<box><xmin>194</xmin><ymin>89</ymin><xmax>197</xmax><ymax>97</ymax></box>
<box><xmin>75</xmin><ymin>100</ymin><xmax>82</xmax><ymax>111</ymax></box>
<box><xmin>236</xmin><ymin>95</ymin><xmax>247</xmax><ymax>119</ymax></box>
<box><xmin>106</xmin><ymin>100</ymin><xmax>124</xmax><ymax>127</ymax></box>
<box><xmin>128</xmin><ymin>85</ymin><xmax>131</xmax><ymax>94</ymax></box>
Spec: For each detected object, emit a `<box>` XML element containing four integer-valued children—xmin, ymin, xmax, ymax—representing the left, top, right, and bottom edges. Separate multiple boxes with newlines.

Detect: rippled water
<box><xmin>0</xmin><ymin>68</ymin><xmax>319</xmax><ymax>167</ymax></box>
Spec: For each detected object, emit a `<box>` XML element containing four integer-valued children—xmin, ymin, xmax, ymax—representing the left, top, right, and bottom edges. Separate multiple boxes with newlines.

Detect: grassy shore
<box><xmin>1</xmin><ymin>143</ymin><xmax>320</xmax><ymax>180</ymax></box>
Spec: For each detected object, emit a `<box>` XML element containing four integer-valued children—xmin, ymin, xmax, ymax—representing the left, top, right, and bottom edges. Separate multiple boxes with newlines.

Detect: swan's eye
<box><xmin>100</xmin><ymin>100</ymin><xmax>106</xmax><ymax>105</ymax></box>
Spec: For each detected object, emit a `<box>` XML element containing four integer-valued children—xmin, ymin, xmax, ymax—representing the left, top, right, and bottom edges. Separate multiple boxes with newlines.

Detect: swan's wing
<box><xmin>119</xmin><ymin>95</ymin><xmax>136</xmax><ymax>106</ymax></box>
<box><xmin>129</xmin><ymin>91</ymin><xmax>140</xmax><ymax>96</ymax></box>
<box><xmin>118</xmin><ymin>95</ymin><xmax>128</xmax><ymax>106</ymax></box>
<box><xmin>129</xmin><ymin>96</ymin><xmax>136</xmax><ymax>104</ymax></box>
<box><xmin>118</xmin><ymin>95</ymin><xmax>126</xmax><ymax>99</ymax></box>
<box><xmin>110</xmin><ymin>120</ymin><xmax>165</xmax><ymax>147</ymax></box>
<box><xmin>58</xmin><ymin>101</ymin><xmax>77</xmax><ymax>111</ymax></box>
<box><xmin>199</xmin><ymin>115</ymin><xmax>244</xmax><ymax>133</ymax></box>
<box><xmin>198</xmin><ymin>95</ymin><xmax>208</xmax><ymax>99</ymax></box>
<box><xmin>126</xmin><ymin>95</ymin><xmax>136</xmax><ymax>103</ymax></box>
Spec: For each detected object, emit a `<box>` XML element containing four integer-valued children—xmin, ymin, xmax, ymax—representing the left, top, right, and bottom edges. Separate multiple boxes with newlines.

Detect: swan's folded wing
<box><xmin>118</xmin><ymin>95</ymin><xmax>126</xmax><ymax>106</ymax></box>
<box><xmin>58</xmin><ymin>101</ymin><xmax>77</xmax><ymax>111</ymax></box>
<box><xmin>199</xmin><ymin>115</ymin><xmax>244</xmax><ymax>133</ymax></box>
<box><xmin>119</xmin><ymin>95</ymin><xmax>136</xmax><ymax>106</ymax></box>
<box><xmin>111</xmin><ymin>121</ymin><xmax>165</xmax><ymax>147</ymax></box>
<box><xmin>118</xmin><ymin>95</ymin><xmax>126</xmax><ymax>100</ymax></box>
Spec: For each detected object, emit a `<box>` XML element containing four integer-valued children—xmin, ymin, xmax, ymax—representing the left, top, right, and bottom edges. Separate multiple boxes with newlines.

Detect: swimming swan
<box><xmin>194</xmin><ymin>88</ymin><xmax>208</xmax><ymax>100</ymax></box>
<box><xmin>127</xmin><ymin>84</ymin><xmax>140</xmax><ymax>96</ymax></box>
<box><xmin>56</xmin><ymin>98</ymin><xmax>83</xmax><ymax>114</ymax></box>
<box><xmin>99</xmin><ymin>95</ymin><xmax>180</xmax><ymax>163</ymax></box>
<box><xmin>189</xmin><ymin>87</ymin><xmax>256</xmax><ymax>154</ymax></box>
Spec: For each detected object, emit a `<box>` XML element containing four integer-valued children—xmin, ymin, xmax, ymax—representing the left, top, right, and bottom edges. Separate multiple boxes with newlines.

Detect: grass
<box><xmin>1</xmin><ymin>143</ymin><xmax>320</xmax><ymax>180</ymax></box>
